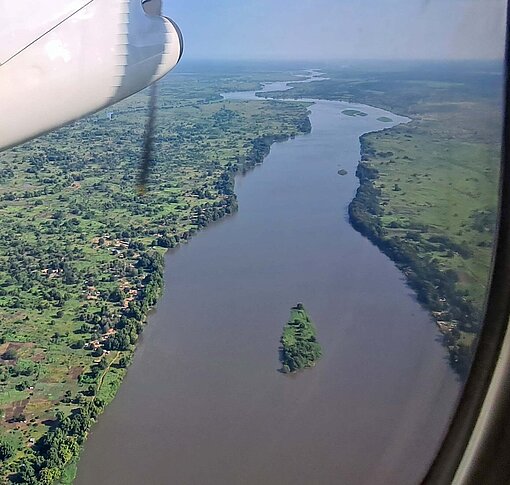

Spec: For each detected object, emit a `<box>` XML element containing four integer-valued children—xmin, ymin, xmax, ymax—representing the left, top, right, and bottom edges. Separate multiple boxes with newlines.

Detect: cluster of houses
<box><xmin>432</xmin><ymin>298</ymin><xmax>458</xmax><ymax>335</ymax></box>
<box><xmin>85</xmin><ymin>327</ymin><xmax>117</xmax><ymax>353</ymax></box>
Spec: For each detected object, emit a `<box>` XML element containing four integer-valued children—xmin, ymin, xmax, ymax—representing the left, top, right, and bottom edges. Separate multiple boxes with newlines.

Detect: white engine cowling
<box><xmin>0</xmin><ymin>0</ymin><xmax>183</xmax><ymax>151</ymax></box>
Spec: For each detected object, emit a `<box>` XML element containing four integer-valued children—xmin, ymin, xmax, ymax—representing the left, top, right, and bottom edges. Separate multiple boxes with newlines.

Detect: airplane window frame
<box><xmin>423</xmin><ymin>6</ymin><xmax>510</xmax><ymax>484</ymax></box>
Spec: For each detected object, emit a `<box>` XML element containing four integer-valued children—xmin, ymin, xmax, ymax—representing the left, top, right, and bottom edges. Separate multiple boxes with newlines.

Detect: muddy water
<box><xmin>76</xmin><ymin>76</ymin><xmax>461</xmax><ymax>485</ymax></box>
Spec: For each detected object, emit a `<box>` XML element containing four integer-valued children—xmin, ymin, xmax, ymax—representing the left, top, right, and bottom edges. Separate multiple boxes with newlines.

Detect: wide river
<box><xmin>76</xmin><ymin>74</ymin><xmax>461</xmax><ymax>484</ymax></box>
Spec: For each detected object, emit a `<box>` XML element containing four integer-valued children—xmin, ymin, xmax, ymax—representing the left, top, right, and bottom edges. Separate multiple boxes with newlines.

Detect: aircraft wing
<box><xmin>0</xmin><ymin>0</ymin><xmax>183</xmax><ymax>151</ymax></box>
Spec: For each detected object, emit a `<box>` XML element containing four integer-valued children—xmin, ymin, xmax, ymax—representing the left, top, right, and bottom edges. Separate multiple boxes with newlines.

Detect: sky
<box><xmin>166</xmin><ymin>0</ymin><xmax>506</xmax><ymax>61</ymax></box>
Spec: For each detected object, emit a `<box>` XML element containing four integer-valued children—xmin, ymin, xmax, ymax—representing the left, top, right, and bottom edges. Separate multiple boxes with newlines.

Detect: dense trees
<box><xmin>262</xmin><ymin>63</ymin><xmax>500</xmax><ymax>380</ymax></box>
<box><xmin>0</xmin><ymin>438</ymin><xmax>15</xmax><ymax>462</ymax></box>
<box><xmin>349</xmin><ymin>136</ymin><xmax>483</xmax><ymax>377</ymax></box>
<box><xmin>13</xmin><ymin>399</ymin><xmax>104</xmax><ymax>484</ymax></box>
<box><xmin>280</xmin><ymin>304</ymin><xmax>322</xmax><ymax>373</ymax></box>
<box><xmin>0</xmin><ymin>70</ymin><xmax>313</xmax><ymax>482</ymax></box>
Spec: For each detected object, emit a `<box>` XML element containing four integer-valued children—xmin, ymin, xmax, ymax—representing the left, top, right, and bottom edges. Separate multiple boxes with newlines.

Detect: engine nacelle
<box><xmin>0</xmin><ymin>0</ymin><xmax>183</xmax><ymax>151</ymax></box>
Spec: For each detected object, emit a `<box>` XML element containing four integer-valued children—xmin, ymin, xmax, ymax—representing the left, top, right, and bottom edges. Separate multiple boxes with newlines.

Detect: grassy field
<box><xmin>0</xmin><ymin>68</ymin><xmax>311</xmax><ymax>483</ymax></box>
<box><xmin>367</xmin><ymin>119</ymin><xmax>498</xmax><ymax>304</ymax></box>
<box><xmin>263</xmin><ymin>61</ymin><xmax>503</xmax><ymax>375</ymax></box>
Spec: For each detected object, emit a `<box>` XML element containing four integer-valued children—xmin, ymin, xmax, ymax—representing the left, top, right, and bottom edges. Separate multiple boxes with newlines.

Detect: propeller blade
<box><xmin>138</xmin><ymin>82</ymin><xmax>158</xmax><ymax>195</ymax></box>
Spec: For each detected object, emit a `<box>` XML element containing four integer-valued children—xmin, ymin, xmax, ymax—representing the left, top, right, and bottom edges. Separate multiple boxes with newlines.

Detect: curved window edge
<box><xmin>423</xmin><ymin>5</ymin><xmax>510</xmax><ymax>484</ymax></box>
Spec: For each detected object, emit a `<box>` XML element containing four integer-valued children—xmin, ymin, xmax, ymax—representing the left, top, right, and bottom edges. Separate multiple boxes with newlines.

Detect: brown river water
<box><xmin>75</xmin><ymin>75</ymin><xmax>461</xmax><ymax>485</ymax></box>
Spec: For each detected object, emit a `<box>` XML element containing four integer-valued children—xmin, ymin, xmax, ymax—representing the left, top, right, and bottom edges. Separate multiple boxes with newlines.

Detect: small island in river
<box><xmin>342</xmin><ymin>109</ymin><xmax>368</xmax><ymax>117</ymax></box>
<box><xmin>280</xmin><ymin>303</ymin><xmax>322</xmax><ymax>373</ymax></box>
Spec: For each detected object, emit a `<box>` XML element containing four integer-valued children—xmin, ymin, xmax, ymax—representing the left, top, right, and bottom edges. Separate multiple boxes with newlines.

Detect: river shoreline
<box><xmin>7</xmin><ymin>79</ymin><xmax>313</xmax><ymax>485</ymax></box>
<box><xmin>52</xmin><ymin>84</ymin><xmax>314</xmax><ymax>485</ymax></box>
<box><xmin>75</xmin><ymin>72</ymin><xmax>460</xmax><ymax>485</ymax></box>
<box><xmin>259</xmin><ymin>73</ymin><xmax>474</xmax><ymax>378</ymax></box>
<box><xmin>348</xmin><ymin>133</ymin><xmax>477</xmax><ymax>378</ymax></box>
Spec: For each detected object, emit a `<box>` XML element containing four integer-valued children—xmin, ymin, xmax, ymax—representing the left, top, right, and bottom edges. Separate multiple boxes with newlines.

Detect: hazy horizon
<box><xmin>174</xmin><ymin>57</ymin><xmax>505</xmax><ymax>64</ymax></box>
<box><xmin>167</xmin><ymin>0</ymin><xmax>506</xmax><ymax>62</ymax></box>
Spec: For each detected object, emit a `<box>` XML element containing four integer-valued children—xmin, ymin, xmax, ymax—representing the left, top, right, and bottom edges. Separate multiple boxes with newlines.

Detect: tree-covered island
<box><xmin>280</xmin><ymin>304</ymin><xmax>322</xmax><ymax>373</ymax></box>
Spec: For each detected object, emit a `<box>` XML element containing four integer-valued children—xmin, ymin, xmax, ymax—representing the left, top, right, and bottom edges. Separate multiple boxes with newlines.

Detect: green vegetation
<box><xmin>0</xmin><ymin>68</ymin><xmax>311</xmax><ymax>483</ymax></box>
<box><xmin>342</xmin><ymin>109</ymin><xmax>368</xmax><ymax>117</ymax></box>
<box><xmin>263</xmin><ymin>61</ymin><xmax>502</xmax><ymax>377</ymax></box>
<box><xmin>377</xmin><ymin>117</ymin><xmax>393</xmax><ymax>123</ymax></box>
<box><xmin>0</xmin><ymin>435</ymin><xmax>17</xmax><ymax>462</ymax></box>
<box><xmin>280</xmin><ymin>304</ymin><xmax>322</xmax><ymax>373</ymax></box>
<box><xmin>0</xmin><ymin>60</ymin><xmax>502</xmax><ymax>482</ymax></box>
<box><xmin>349</xmin><ymin>124</ymin><xmax>498</xmax><ymax>376</ymax></box>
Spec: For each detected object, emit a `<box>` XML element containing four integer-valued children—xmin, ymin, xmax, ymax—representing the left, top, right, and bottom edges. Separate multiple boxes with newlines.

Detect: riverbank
<box><xmin>349</xmin><ymin>135</ymin><xmax>476</xmax><ymax>377</ymax></box>
<box><xmin>0</xmin><ymin>71</ymin><xmax>312</xmax><ymax>484</ymax></box>
<box><xmin>56</xmin><ymin>127</ymin><xmax>313</xmax><ymax>485</ymax></box>
<box><xmin>75</xmin><ymin>73</ymin><xmax>459</xmax><ymax>485</ymax></box>
<box><xmin>54</xmin><ymin>128</ymin><xmax>311</xmax><ymax>484</ymax></box>
<box><xmin>260</xmin><ymin>63</ymin><xmax>501</xmax><ymax>379</ymax></box>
